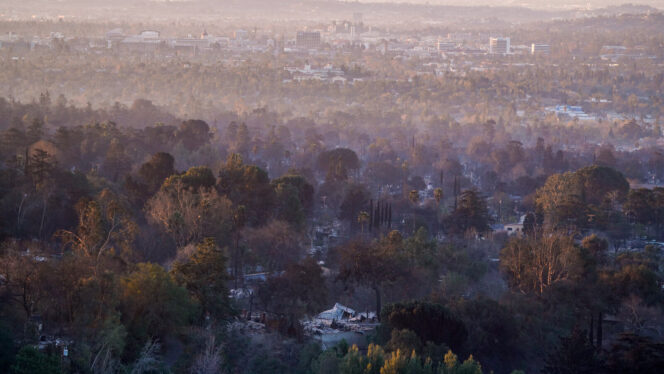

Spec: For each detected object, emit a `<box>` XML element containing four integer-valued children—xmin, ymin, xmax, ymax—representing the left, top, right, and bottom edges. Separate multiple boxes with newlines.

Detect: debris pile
<box><xmin>303</xmin><ymin>303</ymin><xmax>378</xmax><ymax>337</ymax></box>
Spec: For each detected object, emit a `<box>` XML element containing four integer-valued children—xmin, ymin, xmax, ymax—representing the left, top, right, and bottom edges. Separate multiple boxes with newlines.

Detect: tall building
<box><xmin>296</xmin><ymin>31</ymin><xmax>321</xmax><ymax>50</ymax></box>
<box><xmin>489</xmin><ymin>37</ymin><xmax>510</xmax><ymax>54</ymax></box>
<box><xmin>531</xmin><ymin>43</ymin><xmax>550</xmax><ymax>55</ymax></box>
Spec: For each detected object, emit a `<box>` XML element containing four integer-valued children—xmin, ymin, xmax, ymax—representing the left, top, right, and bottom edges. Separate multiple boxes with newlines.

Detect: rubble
<box><xmin>303</xmin><ymin>303</ymin><xmax>378</xmax><ymax>348</ymax></box>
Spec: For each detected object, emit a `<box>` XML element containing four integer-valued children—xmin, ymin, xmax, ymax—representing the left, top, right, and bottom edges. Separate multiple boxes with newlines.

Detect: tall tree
<box><xmin>171</xmin><ymin>238</ymin><xmax>231</xmax><ymax>321</ymax></box>
<box><xmin>217</xmin><ymin>154</ymin><xmax>275</xmax><ymax>227</ymax></box>
<box><xmin>444</xmin><ymin>190</ymin><xmax>490</xmax><ymax>236</ymax></box>
<box><xmin>336</xmin><ymin>240</ymin><xmax>405</xmax><ymax>320</ymax></box>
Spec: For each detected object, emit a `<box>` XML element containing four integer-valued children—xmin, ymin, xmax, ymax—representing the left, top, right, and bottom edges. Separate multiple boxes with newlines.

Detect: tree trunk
<box><xmin>39</xmin><ymin>196</ymin><xmax>47</xmax><ymax>240</ymax></box>
<box><xmin>589</xmin><ymin>312</ymin><xmax>594</xmax><ymax>346</ymax></box>
<box><xmin>373</xmin><ymin>285</ymin><xmax>381</xmax><ymax>321</ymax></box>
<box><xmin>596</xmin><ymin>311</ymin><xmax>603</xmax><ymax>349</ymax></box>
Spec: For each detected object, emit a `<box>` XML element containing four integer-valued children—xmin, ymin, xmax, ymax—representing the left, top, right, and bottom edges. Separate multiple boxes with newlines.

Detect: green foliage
<box><xmin>449</xmin><ymin>298</ymin><xmax>520</xmax><ymax>366</ymax></box>
<box><xmin>604</xmin><ymin>333</ymin><xmax>664</xmax><ymax>373</ymax></box>
<box><xmin>119</xmin><ymin>263</ymin><xmax>195</xmax><ymax>358</ymax></box>
<box><xmin>248</xmin><ymin>351</ymin><xmax>288</xmax><ymax>374</ymax></box>
<box><xmin>271</xmin><ymin>174</ymin><xmax>315</xmax><ymax>214</ymax></box>
<box><xmin>177</xmin><ymin>119</ymin><xmax>210</xmax><ymax>151</ymax></box>
<box><xmin>317</xmin><ymin>148</ymin><xmax>360</xmax><ymax>182</ymax></box>
<box><xmin>438</xmin><ymin>351</ymin><xmax>483</xmax><ymax>374</ymax></box>
<box><xmin>217</xmin><ymin>154</ymin><xmax>275</xmax><ymax>226</ymax></box>
<box><xmin>387</xmin><ymin>329</ymin><xmax>423</xmax><ymax>354</ymax></box>
<box><xmin>163</xmin><ymin>166</ymin><xmax>216</xmax><ymax>191</ymax></box>
<box><xmin>273</xmin><ymin>182</ymin><xmax>306</xmax><ymax>229</ymax></box>
<box><xmin>257</xmin><ymin>257</ymin><xmax>327</xmax><ymax>323</ymax></box>
<box><xmin>295</xmin><ymin>342</ymin><xmax>323</xmax><ymax>374</ymax></box>
<box><xmin>336</xmin><ymin>240</ymin><xmax>406</xmax><ymax>318</ymax></box>
<box><xmin>444</xmin><ymin>190</ymin><xmax>490</xmax><ymax>236</ymax></box>
<box><xmin>536</xmin><ymin>166</ymin><xmax>629</xmax><ymax>228</ymax></box>
<box><xmin>11</xmin><ymin>346</ymin><xmax>62</xmax><ymax>374</ymax></box>
<box><xmin>339</xmin><ymin>184</ymin><xmax>371</xmax><ymax>224</ymax></box>
<box><xmin>171</xmin><ymin>238</ymin><xmax>232</xmax><ymax>321</ymax></box>
<box><xmin>313</xmin><ymin>344</ymin><xmax>482</xmax><ymax>374</ymax></box>
<box><xmin>0</xmin><ymin>322</ymin><xmax>16</xmax><ymax>372</ymax></box>
<box><xmin>381</xmin><ymin>301</ymin><xmax>467</xmax><ymax>352</ymax></box>
<box><xmin>311</xmin><ymin>349</ymin><xmax>341</xmax><ymax>374</ymax></box>
<box><xmin>542</xmin><ymin>328</ymin><xmax>601</xmax><ymax>374</ymax></box>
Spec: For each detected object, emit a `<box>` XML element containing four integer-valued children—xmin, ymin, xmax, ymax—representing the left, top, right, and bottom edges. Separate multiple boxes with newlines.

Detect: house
<box><xmin>503</xmin><ymin>214</ymin><xmax>527</xmax><ymax>236</ymax></box>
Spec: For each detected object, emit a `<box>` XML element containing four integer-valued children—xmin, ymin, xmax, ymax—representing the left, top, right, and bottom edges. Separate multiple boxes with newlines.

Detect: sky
<box><xmin>345</xmin><ymin>0</ymin><xmax>664</xmax><ymax>10</ymax></box>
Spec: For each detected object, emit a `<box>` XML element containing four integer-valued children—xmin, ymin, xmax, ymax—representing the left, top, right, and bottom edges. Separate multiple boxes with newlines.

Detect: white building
<box><xmin>531</xmin><ymin>43</ymin><xmax>550</xmax><ymax>55</ymax></box>
<box><xmin>489</xmin><ymin>37</ymin><xmax>510</xmax><ymax>54</ymax></box>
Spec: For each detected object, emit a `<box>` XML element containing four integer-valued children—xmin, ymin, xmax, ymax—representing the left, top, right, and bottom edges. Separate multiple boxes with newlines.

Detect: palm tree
<box><xmin>358</xmin><ymin>211</ymin><xmax>370</xmax><ymax>235</ymax></box>
<box><xmin>434</xmin><ymin>187</ymin><xmax>443</xmax><ymax>205</ymax></box>
<box><xmin>409</xmin><ymin>190</ymin><xmax>419</xmax><ymax>234</ymax></box>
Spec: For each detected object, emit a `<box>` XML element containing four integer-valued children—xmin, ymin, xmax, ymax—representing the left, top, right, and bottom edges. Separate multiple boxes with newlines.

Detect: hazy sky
<box><xmin>349</xmin><ymin>0</ymin><xmax>664</xmax><ymax>10</ymax></box>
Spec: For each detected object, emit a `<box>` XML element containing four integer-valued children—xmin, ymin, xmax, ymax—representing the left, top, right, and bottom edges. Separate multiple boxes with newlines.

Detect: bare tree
<box><xmin>190</xmin><ymin>335</ymin><xmax>224</xmax><ymax>374</ymax></box>
<box><xmin>146</xmin><ymin>180</ymin><xmax>232</xmax><ymax>248</ymax></box>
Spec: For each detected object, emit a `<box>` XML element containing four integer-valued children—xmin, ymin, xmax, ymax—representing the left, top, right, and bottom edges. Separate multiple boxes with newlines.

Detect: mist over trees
<box><xmin>1</xmin><ymin>3</ymin><xmax>664</xmax><ymax>374</ymax></box>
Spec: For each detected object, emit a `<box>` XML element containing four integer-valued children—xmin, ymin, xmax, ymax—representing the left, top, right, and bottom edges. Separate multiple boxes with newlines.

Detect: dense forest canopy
<box><xmin>1</xmin><ymin>3</ymin><xmax>664</xmax><ymax>374</ymax></box>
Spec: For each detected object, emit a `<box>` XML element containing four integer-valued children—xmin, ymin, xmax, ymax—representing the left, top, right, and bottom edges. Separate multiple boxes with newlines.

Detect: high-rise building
<box><xmin>531</xmin><ymin>43</ymin><xmax>550</xmax><ymax>55</ymax></box>
<box><xmin>296</xmin><ymin>31</ymin><xmax>321</xmax><ymax>50</ymax></box>
<box><xmin>489</xmin><ymin>37</ymin><xmax>510</xmax><ymax>54</ymax></box>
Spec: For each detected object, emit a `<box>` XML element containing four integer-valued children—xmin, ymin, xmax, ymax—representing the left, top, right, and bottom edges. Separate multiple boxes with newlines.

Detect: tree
<box><xmin>536</xmin><ymin>166</ymin><xmax>629</xmax><ymax>228</ymax></box>
<box><xmin>138</xmin><ymin>152</ymin><xmax>176</xmax><ymax>194</ymax></box>
<box><xmin>163</xmin><ymin>166</ymin><xmax>216</xmax><ymax>191</ymax></box>
<box><xmin>337</xmin><ymin>240</ymin><xmax>405</xmax><ymax>320</ymax></box>
<box><xmin>171</xmin><ymin>238</ymin><xmax>232</xmax><ymax>321</ymax></box>
<box><xmin>273</xmin><ymin>182</ymin><xmax>306</xmax><ymax>229</ymax></box>
<box><xmin>217</xmin><ymin>154</ymin><xmax>275</xmax><ymax>226</ymax></box>
<box><xmin>434</xmin><ymin>188</ymin><xmax>443</xmax><ymax>206</ymax></box>
<box><xmin>386</xmin><ymin>329</ymin><xmax>422</xmax><ymax>354</ymax></box>
<box><xmin>271</xmin><ymin>173</ymin><xmax>314</xmax><ymax>218</ymax></box>
<box><xmin>242</xmin><ymin>220</ymin><xmax>304</xmax><ymax>272</ymax></box>
<box><xmin>0</xmin><ymin>321</ymin><xmax>14</xmax><ymax>372</ymax></box>
<box><xmin>339</xmin><ymin>184</ymin><xmax>370</xmax><ymax>232</ymax></box>
<box><xmin>257</xmin><ymin>257</ymin><xmax>327</xmax><ymax>325</ymax></box>
<box><xmin>11</xmin><ymin>346</ymin><xmax>62</xmax><ymax>374</ymax></box>
<box><xmin>190</xmin><ymin>335</ymin><xmax>224</xmax><ymax>374</ymax></box>
<box><xmin>146</xmin><ymin>179</ymin><xmax>233</xmax><ymax>248</ymax></box>
<box><xmin>57</xmin><ymin>189</ymin><xmax>137</xmax><ymax>274</ymax></box>
<box><xmin>381</xmin><ymin>301</ymin><xmax>467</xmax><ymax>352</ymax></box>
<box><xmin>449</xmin><ymin>298</ymin><xmax>519</xmax><ymax>371</ymax></box>
<box><xmin>317</xmin><ymin>148</ymin><xmax>360</xmax><ymax>182</ymax></box>
<box><xmin>624</xmin><ymin>188</ymin><xmax>657</xmax><ymax>226</ymax></box>
<box><xmin>604</xmin><ymin>333</ymin><xmax>664</xmax><ymax>374</ymax></box>
<box><xmin>535</xmin><ymin>172</ymin><xmax>585</xmax><ymax>228</ymax></box>
<box><xmin>177</xmin><ymin>119</ymin><xmax>211</xmax><ymax>151</ymax></box>
<box><xmin>0</xmin><ymin>244</ymin><xmax>48</xmax><ymax>320</ymax></box>
<box><xmin>438</xmin><ymin>350</ymin><xmax>483</xmax><ymax>374</ymax></box>
<box><xmin>575</xmin><ymin>165</ymin><xmax>629</xmax><ymax>207</ymax></box>
<box><xmin>119</xmin><ymin>263</ymin><xmax>194</xmax><ymax>357</ymax></box>
<box><xmin>358</xmin><ymin>211</ymin><xmax>370</xmax><ymax>234</ymax></box>
<box><xmin>542</xmin><ymin>328</ymin><xmax>601</xmax><ymax>374</ymax></box>
<box><xmin>409</xmin><ymin>190</ymin><xmax>420</xmax><ymax>233</ymax></box>
<box><xmin>500</xmin><ymin>231</ymin><xmax>583</xmax><ymax>295</ymax></box>
<box><xmin>25</xmin><ymin>147</ymin><xmax>58</xmax><ymax>240</ymax></box>
<box><xmin>444</xmin><ymin>190</ymin><xmax>490</xmax><ymax>236</ymax></box>
<box><xmin>101</xmin><ymin>138</ymin><xmax>131</xmax><ymax>182</ymax></box>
